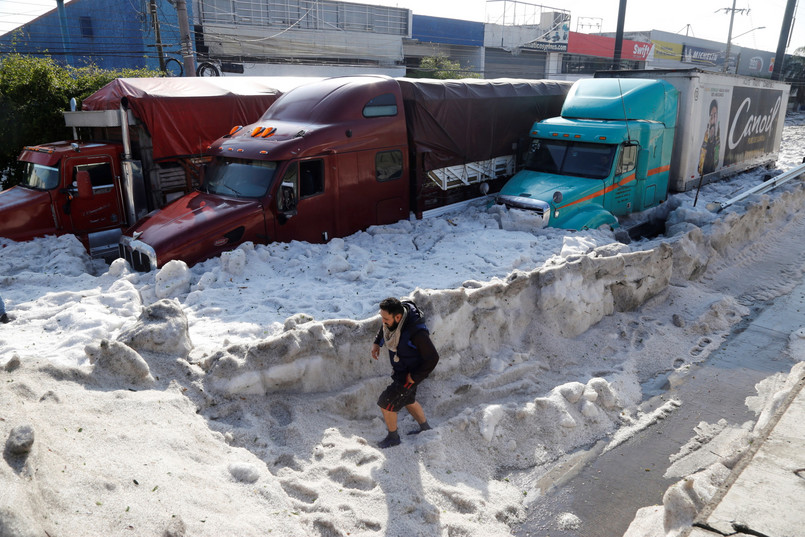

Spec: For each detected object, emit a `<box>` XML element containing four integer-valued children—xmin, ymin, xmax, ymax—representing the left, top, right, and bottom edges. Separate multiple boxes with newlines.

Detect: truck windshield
<box><xmin>525</xmin><ymin>140</ymin><xmax>616</xmax><ymax>180</ymax></box>
<box><xmin>203</xmin><ymin>158</ymin><xmax>278</xmax><ymax>198</ymax></box>
<box><xmin>20</xmin><ymin>162</ymin><xmax>60</xmax><ymax>190</ymax></box>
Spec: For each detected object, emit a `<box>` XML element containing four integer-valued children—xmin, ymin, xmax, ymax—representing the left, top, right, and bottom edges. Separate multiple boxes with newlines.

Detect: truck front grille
<box><xmin>495</xmin><ymin>195</ymin><xmax>551</xmax><ymax>228</ymax></box>
<box><xmin>118</xmin><ymin>244</ymin><xmax>153</xmax><ymax>272</ymax></box>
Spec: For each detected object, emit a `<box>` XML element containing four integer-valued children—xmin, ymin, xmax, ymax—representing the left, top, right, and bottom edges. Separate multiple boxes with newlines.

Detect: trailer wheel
<box><xmin>197</xmin><ymin>62</ymin><xmax>220</xmax><ymax>77</ymax></box>
<box><xmin>164</xmin><ymin>58</ymin><xmax>183</xmax><ymax>77</ymax></box>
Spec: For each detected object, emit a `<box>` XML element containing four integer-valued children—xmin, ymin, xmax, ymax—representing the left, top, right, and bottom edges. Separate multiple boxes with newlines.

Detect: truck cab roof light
<box><xmin>562</xmin><ymin>133</ymin><xmax>570</xmax><ymax>137</ymax></box>
<box><xmin>261</xmin><ymin>127</ymin><xmax>277</xmax><ymax>138</ymax></box>
<box><xmin>24</xmin><ymin>145</ymin><xmax>55</xmax><ymax>154</ymax></box>
<box><xmin>574</xmin><ymin>134</ymin><xmax>581</xmax><ymax>138</ymax></box>
<box><xmin>259</xmin><ymin>150</ymin><xmax>268</xmax><ymax>155</ymax></box>
<box><xmin>229</xmin><ymin>125</ymin><xmax>243</xmax><ymax>135</ymax></box>
<box><xmin>551</xmin><ymin>133</ymin><xmax>558</xmax><ymax>137</ymax></box>
<box><xmin>251</xmin><ymin>126</ymin><xmax>265</xmax><ymax>137</ymax></box>
<box><xmin>599</xmin><ymin>136</ymin><xmax>607</xmax><ymax>140</ymax></box>
<box><xmin>237</xmin><ymin>148</ymin><xmax>244</xmax><ymax>152</ymax></box>
<box><xmin>227</xmin><ymin>147</ymin><xmax>234</xmax><ymax>151</ymax></box>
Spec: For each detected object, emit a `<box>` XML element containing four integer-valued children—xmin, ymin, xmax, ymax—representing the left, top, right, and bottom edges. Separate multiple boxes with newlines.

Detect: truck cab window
<box><xmin>376</xmin><ymin>150</ymin><xmax>403</xmax><ymax>181</ymax></box>
<box><xmin>299</xmin><ymin>160</ymin><xmax>324</xmax><ymax>198</ymax></box>
<box><xmin>21</xmin><ymin>162</ymin><xmax>59</xmax><ymax>190</ymax></box>
<box><xmin>363</xmin><ymin>93</ymin><xmax>398</xmax><ymax>118</ymax></box>
<box><xmin>527</xmin><ymin>140</ymin><xmax>615</xmax><ymax>180</ymax></box>
<box><xmin>75</xmin><ymin>162</ymin><xmax>114</xmax><ymax>190</ymax></box>
<box><xmin>525</xmin><ymin>140</ymin><xmax>565</xmax><ymax>174</ymax></box>
<box><xmin>616</xmin><ymin>144</ymin><xmax>638</xmax><ymax>175</ymax></box>
<box><xmin>204</xmin><ymin>157</ymin><xmax>277</xmax><ymax>198</ymax></box>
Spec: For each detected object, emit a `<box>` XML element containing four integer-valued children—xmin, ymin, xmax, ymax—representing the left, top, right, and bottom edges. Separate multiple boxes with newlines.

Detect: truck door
<box><xmin>63</xmin><ymin>156</ymin><xmax>123</xmax><ymax>234</ymax></box>
<box><xmin>606</xmin><ymin>144</ymin><xmax>638</xmax><ymax>216</ymax></box>
<box><xmin>274</xmin><ymin>158</ymin><xmax>336</xmax><ymax>243</ymax></box>
<box><xmin>334</xmin><ymin>149</ymin><xmax>408</xmax><ymax>236</ymax></box>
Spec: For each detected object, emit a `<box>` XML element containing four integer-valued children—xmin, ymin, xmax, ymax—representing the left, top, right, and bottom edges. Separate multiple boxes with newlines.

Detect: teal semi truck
<box><xmin>495</xmin><ymin>69</ymin><xmax>790</xmax><ymax>230</ymax></box>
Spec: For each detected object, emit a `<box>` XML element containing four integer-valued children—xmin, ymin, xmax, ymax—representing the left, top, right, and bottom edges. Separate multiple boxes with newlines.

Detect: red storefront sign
<box><xmin>567</xmin><ymin>31</ymin><xmax>654</xmax><ymax>60</ymax></box>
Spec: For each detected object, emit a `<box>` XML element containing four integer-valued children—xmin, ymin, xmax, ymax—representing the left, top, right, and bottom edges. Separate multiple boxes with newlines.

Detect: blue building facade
<box><xmin>412</xmin><ymin>15</ymin><xmax>484</xmax><ymax>48</ymax></box>
<box><xmin>0</xmin><ymin>0</ymin><xmax>192</xmax><ymax>73</ymax></box>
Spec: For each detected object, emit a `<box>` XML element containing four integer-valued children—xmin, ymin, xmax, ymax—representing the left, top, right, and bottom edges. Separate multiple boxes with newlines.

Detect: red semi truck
<box><xmin>0</xmin><ymin>77</ymin><xmax>313</xmax><ymax>258</ymax></box>
<box><xmin>118</xmin><ymin>75</ymin><xmax>572</xmax><ymax>270</ymax></box>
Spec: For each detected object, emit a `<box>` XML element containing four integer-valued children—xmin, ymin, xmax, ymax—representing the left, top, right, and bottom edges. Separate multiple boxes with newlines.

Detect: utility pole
<box><xmin>55</xmin><ymin>0</ymin><xmax>74</xmax><ymax>66</ymax></box>
<box><xmin>174</xmin><ymin>0</ymin><xmax>196</xmax><ymax>77</ymax></box>
<box><xmin>772</xmin><ymin>0</ymin><xmax>797</xmax><ymax>81</ymax></box>
<box><xmin>149</xmin><ymin>0</ymin><xmax>167</xmax><ymax>73</ymax></box>
<box><xmin>722</xmin><ymin>0</ymin><xmax>737</xmax><ymax>72</ymax></box>
<box><xmin>612</xmin><ymin>0</ymin><xmax>627</xmax><ymax>70</ymax></box>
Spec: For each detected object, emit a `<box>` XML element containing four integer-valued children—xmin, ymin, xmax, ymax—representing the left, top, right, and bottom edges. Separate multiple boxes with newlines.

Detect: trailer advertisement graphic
<box><xmin>724</xmin><ymin>87</ymin><xmax>783</xmax><ymax>166</ymax></box>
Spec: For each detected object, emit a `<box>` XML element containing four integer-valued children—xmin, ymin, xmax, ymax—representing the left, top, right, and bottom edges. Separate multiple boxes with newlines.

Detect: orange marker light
<box><xmin>251</xmin><ymin>126</ymin><xmax>265</xmax><ymax>137</ymax></box>
<box><xmin>261</xmin><ymin>127</ymin><xmax>277</xmax><ymax>138</ymax></box>
<box><xmin>229</xmin><ymin>125</ymin><xmax>243</xmax><ymax>135</ymax></box>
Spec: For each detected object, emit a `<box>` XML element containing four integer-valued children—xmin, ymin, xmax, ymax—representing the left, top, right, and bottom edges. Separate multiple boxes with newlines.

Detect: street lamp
<box><xmin>732</xmin><ymin>26</ymin><xmax>766</xmax><ymax>41</ymax></box>
<box><xmin>724</xmin><ymin>26</ymin><xmax>766</xmax><ymax>73</ymax></box>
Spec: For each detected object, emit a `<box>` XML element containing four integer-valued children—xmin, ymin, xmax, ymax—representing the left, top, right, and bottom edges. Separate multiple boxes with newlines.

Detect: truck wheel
<box><xmin>164</xmin><ymin>58</ymin><xmax>183</xmax><ymax>77</ymax></box>
<box><xmin>197</xmin><ymin>62</ymin><xmax>220</xmax><ymax>77</ymax></box>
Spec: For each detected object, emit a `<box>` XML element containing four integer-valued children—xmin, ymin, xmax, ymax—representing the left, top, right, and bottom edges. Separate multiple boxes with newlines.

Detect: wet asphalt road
<box><xmin>515</xmin><ymin>277</ymin><xmax>805</xmax><ymax>537</ymax></box>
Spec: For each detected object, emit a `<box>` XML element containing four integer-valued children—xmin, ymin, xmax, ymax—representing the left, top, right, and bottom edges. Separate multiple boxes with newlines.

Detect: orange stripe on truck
<box><xmin>557</xmin><ymin>164</ymin><xmax>668</xmax><ymax>210</ymax></box>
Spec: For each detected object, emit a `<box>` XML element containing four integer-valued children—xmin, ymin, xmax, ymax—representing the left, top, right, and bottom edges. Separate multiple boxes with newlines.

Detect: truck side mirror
<box><xmin>279</xmin><ymin>184</ymin><xmax>297</xmax><ymax>217</ymax></box>
<box><xmin>636</xmin><ymin>149</ymin><xmax>650</xmax><ymax>180</ymax></box>
<box><xmin>76</xmin><ymin>170</ymin><xmax>93</xmax><ymax>197</ymax></box>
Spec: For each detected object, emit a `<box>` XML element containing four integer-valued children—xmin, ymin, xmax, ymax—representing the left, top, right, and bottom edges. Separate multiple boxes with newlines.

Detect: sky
<box><xmin>0</xmin><ymin>0</ymin><xmax>803</xmax><ymax>54</ymax></box>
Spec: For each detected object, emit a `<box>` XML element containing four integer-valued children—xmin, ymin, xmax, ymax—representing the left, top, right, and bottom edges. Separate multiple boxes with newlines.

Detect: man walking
<box><xmin>371</xmin><ymin>297</ymin><xmax>439</xmax><ymax>448</ymax></box>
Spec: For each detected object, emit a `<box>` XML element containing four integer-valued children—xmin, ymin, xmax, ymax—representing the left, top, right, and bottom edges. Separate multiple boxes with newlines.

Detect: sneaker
<box><xmin>0</xmin><ymin>313</ymin><xmax>9</xmax><ymax>324</ymax></box>
<box><xmin>378</xmin><ymin>431</ymin><xmax>401</xmax><ymax>449</ymax></box>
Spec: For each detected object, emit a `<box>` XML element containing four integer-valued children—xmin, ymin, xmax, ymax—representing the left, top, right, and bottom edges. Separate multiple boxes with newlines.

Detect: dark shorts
<box><xmin>378</xmin><ymin>380</ymin><xmax>417</xmax><ymax>412</ymax></box>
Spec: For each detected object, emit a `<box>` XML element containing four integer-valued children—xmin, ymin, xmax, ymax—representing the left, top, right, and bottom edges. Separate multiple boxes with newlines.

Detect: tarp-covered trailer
<box><xmin>398</xmin><ymin>78</ymin><xmax>572</xmax><ymax>214</ymax></box>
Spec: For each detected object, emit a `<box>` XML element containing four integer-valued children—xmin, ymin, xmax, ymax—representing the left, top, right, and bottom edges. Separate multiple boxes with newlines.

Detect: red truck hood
<box><xmin>0</xmin><ymin>186</ymin><xmax>56</xmax><ymax>241</ymax></box>
<box><xmin>126</xmin><ymin>191</ymin><xmax>265</xmax><ymax>266</ymax></box>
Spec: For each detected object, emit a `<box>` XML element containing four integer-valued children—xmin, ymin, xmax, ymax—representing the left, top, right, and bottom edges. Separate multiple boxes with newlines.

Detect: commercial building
<box><xmin>0</xmin><ymin>0</ymin><xmax>786</xmax><ymax>81</ymax></box>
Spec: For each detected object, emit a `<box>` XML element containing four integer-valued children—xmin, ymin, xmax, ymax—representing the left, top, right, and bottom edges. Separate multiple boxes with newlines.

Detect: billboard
<box><xmin>724</xmin><ymin>86</ymin><xmax>784</xmax><ymax>166</ymax></box>
<box><xmin>652</xmin><ymin>40</ymin><xmax>683</xmax><ymax>60</ymax></box>
<box><xmin>682</xmin><ymin>45</ymin><xmax>723</xmax><ymax>68</ymax></box>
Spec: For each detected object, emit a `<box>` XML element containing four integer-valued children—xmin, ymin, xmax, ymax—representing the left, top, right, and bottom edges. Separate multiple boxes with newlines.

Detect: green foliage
<box><xmin>0</xmin><ymin>54</ymin><xmax>160</xmax><ymax>189</ymax></box>
<box><xmin>408</xmin><ymin>55</ymin><xmax>481</xmax><ymax>79</ymax></box>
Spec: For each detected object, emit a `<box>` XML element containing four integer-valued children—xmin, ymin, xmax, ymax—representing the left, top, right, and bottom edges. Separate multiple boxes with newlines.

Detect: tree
<box><xmin>408</xmin><ymin>55</ymin><xmax>481</xmax><ymax>79</ymax></box>
<box><xmin>782</xmin><ymin>47</ymin><xmax>805</xmax><ymax>110</ymax></box>
<box><xmin>0</xmin><ymin>54</ymin><xmax>160</xmax><ymax>189</ymax></box>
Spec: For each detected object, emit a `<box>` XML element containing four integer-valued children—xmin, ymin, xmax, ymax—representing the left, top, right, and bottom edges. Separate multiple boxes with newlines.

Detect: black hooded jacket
<box><xmin>374</xmin><ymin>302</ymin><xmax>439</xmax><ymax>384</ymax></box>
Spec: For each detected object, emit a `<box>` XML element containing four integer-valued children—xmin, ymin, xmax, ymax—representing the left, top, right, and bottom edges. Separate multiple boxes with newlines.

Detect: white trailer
<box><xmin>596</xmin><ymin>68</ymin><xmax>790</xmax><ymax>192</ymax></box>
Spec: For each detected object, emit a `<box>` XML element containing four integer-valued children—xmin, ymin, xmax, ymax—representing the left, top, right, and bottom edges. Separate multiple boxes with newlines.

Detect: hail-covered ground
<box><xmin>1</xmin><ymin>112</ymin><xmax>804</xmax><ymax>537</ymax></box>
